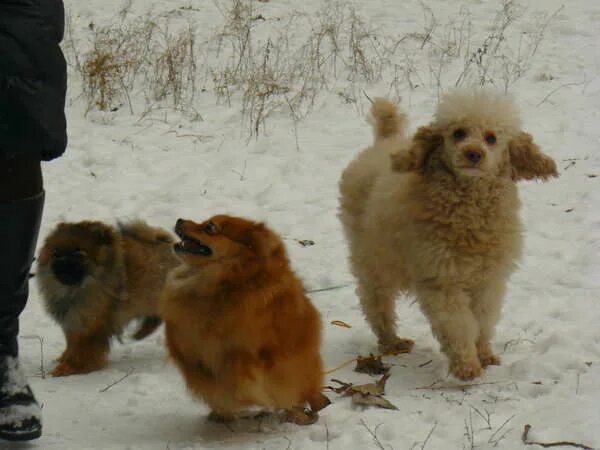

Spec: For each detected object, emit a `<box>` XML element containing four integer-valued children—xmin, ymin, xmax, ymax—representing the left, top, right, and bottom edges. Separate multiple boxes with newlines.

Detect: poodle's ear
<box><xmin>509</xmin><ymin>132</ymin><xmax>558</xmax><ymax>181</ymax></box>
<box><xmin>391</xmin><ymin>126</ymin><xmax>442</xmax><ymax>173</ymax></box>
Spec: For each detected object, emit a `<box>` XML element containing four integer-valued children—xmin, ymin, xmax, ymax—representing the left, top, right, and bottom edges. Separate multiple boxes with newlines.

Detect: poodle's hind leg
<box><xmin>471</xmin><ymin>276</ymin><xmax>507</xmax><ymax>367</ymax></box>
<box><xmin>416</xmin><ymin>284</ymin><xmax>481</xmax><ymax>380</ymax></box>
<box><xmin>356</xmin><ymin>280</ymin><xmax>414</xmax><ymax>354</ymax></box>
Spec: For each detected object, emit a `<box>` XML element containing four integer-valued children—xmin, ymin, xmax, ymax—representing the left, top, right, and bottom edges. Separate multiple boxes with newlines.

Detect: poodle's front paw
<box><xmin>479</xmin><ymin>353</ymin><xmax>501</xmax><ymax>368</ymax></box>
<box><xmin>449</xmin><ymin>358</ymin><xmax>482</xmax><ymax>381</ymax></box>
<box><xmin>477</xmin><ymin>342</ymin><xmax>501</xmax><ymax>367</ymax></box>
<box><xmin>378</xmin><ymin>336</ymin><xmax>414</xmax><ymax>355</ymax></box>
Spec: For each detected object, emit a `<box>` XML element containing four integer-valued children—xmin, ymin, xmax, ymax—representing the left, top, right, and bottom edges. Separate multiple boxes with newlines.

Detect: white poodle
<box><xmin>339</xmin><ymin>89</ymin><xmax>557</xmax><ymax>380</ymax></box>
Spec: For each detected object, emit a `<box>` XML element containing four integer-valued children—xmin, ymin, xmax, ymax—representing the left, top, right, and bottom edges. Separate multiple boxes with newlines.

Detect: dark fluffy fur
<box><xmin>37</xmin><ymin>220</ymin><xmax>180</xmax><ymax>376</ymax></box>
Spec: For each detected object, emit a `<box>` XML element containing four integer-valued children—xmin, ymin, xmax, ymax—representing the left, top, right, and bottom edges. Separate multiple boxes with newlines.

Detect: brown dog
<box><xmin>37</xmin><ymin>220</ymin><xmax>180</xmax><ymax>376</ymax></box>
<box><xmin>160</xmin><ymin>215</ymin><xmax>329</xmax><ymax>424</ymax></box>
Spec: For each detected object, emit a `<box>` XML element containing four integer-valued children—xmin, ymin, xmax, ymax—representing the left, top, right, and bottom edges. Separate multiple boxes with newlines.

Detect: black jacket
<box><xmin>0</xmin><ymin>0</ymin><xmax>67</xmax><ymax>161</ymax></box>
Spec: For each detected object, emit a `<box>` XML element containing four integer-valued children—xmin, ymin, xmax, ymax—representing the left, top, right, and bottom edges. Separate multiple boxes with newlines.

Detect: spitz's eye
<box><xmin>452</xmin><ymin>128</ymin><xmax>467</xmax><ymax>140</ymax></box>
<box><xmin>484</xmin><ymin>133</ymin><xmax>497</xmax><ymax>145</ymax></box>
<box><xmin>204</xmin><ymin>222</ymin><xmax>218</xmax><ymax>235</ymax></box>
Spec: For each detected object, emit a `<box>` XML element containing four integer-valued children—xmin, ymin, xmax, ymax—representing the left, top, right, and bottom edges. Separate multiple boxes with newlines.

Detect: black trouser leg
<box><xmin>0</xmin><ymin>155</ymin><xmax>44</xmax><ymax>357</ymax></box>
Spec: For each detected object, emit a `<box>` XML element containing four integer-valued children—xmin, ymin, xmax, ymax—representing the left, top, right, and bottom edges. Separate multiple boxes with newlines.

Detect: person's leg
<box><xmin>0</xmin><ymin>153</ymin><xmax>44</xmax><ymax>441</ymax></box>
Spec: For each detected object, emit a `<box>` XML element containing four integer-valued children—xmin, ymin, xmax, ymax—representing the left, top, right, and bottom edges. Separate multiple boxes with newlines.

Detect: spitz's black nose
<box><xmin>175</xmin><ymin>218</ymin><xmax>186</xmax><ymax>236</ymax></box>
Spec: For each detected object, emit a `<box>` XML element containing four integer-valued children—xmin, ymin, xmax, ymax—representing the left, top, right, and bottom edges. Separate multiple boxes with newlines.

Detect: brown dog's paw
<box><xmin>55</xmin><ymin>351</ymin><xmax>67</xmax><ymax>364</ymax></box>
<box><xmin>207</xmin><ymin>411</ymin><xmax>235</xmax><ymax>423</ymax></box>
<box><xmin>51</xmin><ymin>362</ymin><xmax>83</xmax><ymax>377</ymax></box>
<box><xmin>449</xmin><ymin>358</ymin><xmax>482</xmax><ymax>381</ymax></box>
<box><xmin>378</xmin><ymin>336</ymin><xmax>414</xmax><ymax>355</ymax></box>
<box><xmin>51</xmin><ymin>359</ymin><xmax>105</xmax><ymax>377</ymax></box>
<box><xmin>281</xmin><ymin>408</ymin><xmax>319</xmax><ymax>426</ymax></box>
<box><xmin>309</xmin><ymin>393</ymin><xmax>331</xmax><ymax>412</ymax></box>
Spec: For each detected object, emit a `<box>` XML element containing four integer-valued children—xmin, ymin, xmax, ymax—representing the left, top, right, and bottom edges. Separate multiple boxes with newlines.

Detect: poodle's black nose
<box><xmin>464</xmin><ymin>148</ymin><xmax>483</xmax><ymax>164</ymax></box>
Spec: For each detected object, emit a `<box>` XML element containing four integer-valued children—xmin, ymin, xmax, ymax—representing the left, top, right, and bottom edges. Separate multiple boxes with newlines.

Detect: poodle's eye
<box><xmin>485</xmin><ymin>133</ymin><xmax>497</xmax><ymax>145</ymax></box>
<box><xmin>452</xmin><ymin>128</ymin><xmax>467</xmax><ymax>140</ymax></box>
<box><xmin>203</xmin><ymin>222</ymin><xmax>218</xmax><ymax>235</ymax></box>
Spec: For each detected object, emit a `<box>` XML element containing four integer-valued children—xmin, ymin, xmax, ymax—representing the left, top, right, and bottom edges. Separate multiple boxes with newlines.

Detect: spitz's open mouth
<box><xmin>174</xmin><ymin>236</ymin><xmax>213</xmax><ymax>256</ymax></box>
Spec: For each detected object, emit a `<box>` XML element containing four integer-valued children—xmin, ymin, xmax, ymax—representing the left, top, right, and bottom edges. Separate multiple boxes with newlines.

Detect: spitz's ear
<box><xmin>231</xmin><ymin>223</ymin><xmax>282</xmax><ymax>259</ymax></box>
<box><xmin>86</xmin><ymin>222</ymin><xmax>114</xmax><ymax>245</ymax></box>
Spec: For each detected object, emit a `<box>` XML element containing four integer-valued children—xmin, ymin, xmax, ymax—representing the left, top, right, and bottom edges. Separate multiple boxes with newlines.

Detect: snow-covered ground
<box><xmin>13</xmin><ymin>0</ymin><xmax>600</xmax><ymax>449</ymax></box>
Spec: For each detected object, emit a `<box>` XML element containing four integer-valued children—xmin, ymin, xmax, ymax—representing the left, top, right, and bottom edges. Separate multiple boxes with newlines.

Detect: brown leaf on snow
<box><xmin>352</xmin><ymin>392</ymin><xmax>398</xmax><ymax>410</ymax></box>
<box><xmin>326</xmin><ymin>374</ymin><xmax>397</xmax><ymax>410</ymax></box>
<box><xmin>354</xmin><ymin>353</ymin><xmax>390</xmax><ymax>375</ymax></box>
<box><xmin>330</xmin><ymin>320</ymin><xmax>352</xmax><ymax>328</ymax></box>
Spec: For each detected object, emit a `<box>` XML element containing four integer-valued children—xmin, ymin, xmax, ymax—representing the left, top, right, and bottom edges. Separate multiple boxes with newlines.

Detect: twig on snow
<box><xmin>306</xmin><ymin>283</ymin><xmax>353</xmax><ymax>294</ymax></box>
<box><xmin>99</xmin><ymin>367</ymin><xmax>135</xmax><ymax>392</ymax></box>
<box><xmin>283</xmin><ymin>436</ymin><xmax>292</xmax><ymax>450</ymax></box>
<box><xmin>362</xmin><ymin>90</ymin><xmax>374</xmax><ymax>104</ymax></box>
<box><xmin>470</xmin><ymin>405</ymin><xmax>491</xmax><ymax>430</ymax></box>
<box><xmin>521</xmin><ymin>424</ymin><xmax>595</xmax><ymax>450</ymax></box>
<box><xmin>488</xmin><ymin>414</ymin><xmax>515</xmax><ymax>445</ymax></box>
<box><xmin>464</xmin><ymin>408</ymin><xmax>474</xmax><ymax>450</ymax></box>
<box><xmin>536</xmin><ymin>77</ymin><xmax>587</xmax><ymax>107</ymax></box>
<box><xmin>415</xmin><ymin>381</ymin><xmax>503</xmax><ymax>391</ymax></box>
<box><xmin>420</xmin><ymin>421</ymin><xmax>437</xmax><ymax>450</ymax></box>
<box><xmin>359</xmin><ymin>419</ymin><xmax>387</xmax><ymax>450</ymax></box>
<box><xmin>20</xmin><ymin>335</ymin><xmax>46</xmax><ymax>379</ymax></box>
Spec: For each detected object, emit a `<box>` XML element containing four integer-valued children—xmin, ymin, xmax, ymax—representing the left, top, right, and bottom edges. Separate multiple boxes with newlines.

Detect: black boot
<box><xmin>0</xmin><ymin>191</ymin><xmax>44</xmax><ymax>441</ymax></box>
<box><xmin>0</xmin><ymin>356</ymin><xmax>42</xmax><ymax>441</ymax></box>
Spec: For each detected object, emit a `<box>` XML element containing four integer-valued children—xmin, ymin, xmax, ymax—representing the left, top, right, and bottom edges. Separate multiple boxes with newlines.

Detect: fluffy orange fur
<box><xmin>339</xmin><ymin>90</ymin><xmax>558</xmax><ymax>380</ymax></box>
<box><xmin>159</xmin><ymin>215</ymin><xmax>329</xmax><ymax>424</ymax></box>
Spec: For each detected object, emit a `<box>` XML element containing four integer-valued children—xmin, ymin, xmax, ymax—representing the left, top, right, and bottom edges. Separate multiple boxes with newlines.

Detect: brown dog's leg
<box><xmin>132</xmin><ymin>316</ymin><xmax>162</xmax><ymax>340</ymax></box>
<box><xmin>52</xmin><ymin>331</ymin><xmax>110</xmax><ymax>376</ymax></box>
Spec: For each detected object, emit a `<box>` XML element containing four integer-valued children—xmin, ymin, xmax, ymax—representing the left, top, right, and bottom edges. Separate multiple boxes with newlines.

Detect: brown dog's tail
<box><xmin>370</xmin><ymin>98</ymin><xmax>407</xmax><ymax>142</ymax></box>
<box><xmin>132</xmin><ymin>316</ymin><xmax>162</xmax><ymax>340</ymax></box>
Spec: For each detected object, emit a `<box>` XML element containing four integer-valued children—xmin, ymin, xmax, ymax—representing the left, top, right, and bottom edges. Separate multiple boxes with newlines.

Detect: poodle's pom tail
<box><xmin>370</xmin><ymin>98</ymin><xmax>406</xmax><ymax>141</ymax></box>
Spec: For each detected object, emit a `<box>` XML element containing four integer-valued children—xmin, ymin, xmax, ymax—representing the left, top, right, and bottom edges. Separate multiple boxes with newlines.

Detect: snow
<box><xmin>1</xmin><ymin>356</ymin><xmax>30</xmax><ymax>397</ymax></box>
<box><xmin>13</xmin><ymin>0</ymin><xmax>600</xmax><ymax>448</ymax></box>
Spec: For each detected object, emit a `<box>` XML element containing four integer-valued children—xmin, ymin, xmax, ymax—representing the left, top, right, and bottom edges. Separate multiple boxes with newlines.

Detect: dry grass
<box><xmin>82</xmin><ymin>17</ymin><xmax>153</xmax><ymax>113</ymax></box>
<box><xmin>64</xmin><ymin>0</ymin><xmax>558</xmax><ymax>135</ymax></box>
<box><xmin>147</xmin><ymin>24</ymin><xmax>197</xmax><ymax>108</ymax></box>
